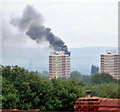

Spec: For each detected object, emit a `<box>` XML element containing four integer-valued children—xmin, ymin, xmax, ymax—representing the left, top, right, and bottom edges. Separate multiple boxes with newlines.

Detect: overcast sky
<box><xmin>1</xmin><ymin>0</ymin><xmax>119</xmax><ymax>48</ymax></box>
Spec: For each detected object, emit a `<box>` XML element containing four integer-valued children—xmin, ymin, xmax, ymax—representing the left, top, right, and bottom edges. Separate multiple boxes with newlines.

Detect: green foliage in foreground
<box><xmin>2</xmin><ymin>65</ymin><xmax>85</xmax><ymax>110</ymax></box>
<box><xmin>1</xmin><ymin>65</ymin><xmax>119</xmax><ymax>110</ymax></box>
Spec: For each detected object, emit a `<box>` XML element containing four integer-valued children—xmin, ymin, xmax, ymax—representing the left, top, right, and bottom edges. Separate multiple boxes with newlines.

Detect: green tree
<box><xmin>96</xmin><ymin>83</ymin><xmax>119</xmax><ymax>98</ymax></box>
<box><xmin>83</xmin><ymin>82</ymin><xmax>119</xmax><ymax>98</ymax></box>
<box><xmin>91</xmin><ymin>65</ymin><xmax>99</xmax><ymax>76</ymax></box>
<box><xmin>2</xmin><ymin>65</ymin><xmax>86</xmax><ymax>111</ymax></box>
<box><xmin>42</xmin><ymin>71</ymin><xmax>49</xmax><ymax>76</ymax></box>
<box><xmin>82</xmin><ymin>75</ymin><xmax>91</xmax><ymax>83</ymax></box>
<box><xmin>70</xmin><ymin>71</ymin><xmax>83</xmax><ymax>81</ymax></box>
<box><xmin>91</xmin><ymin>73</ymin><xmax>117</xmax><ymax>84</ymax></box>
<box><xmin>2</xmin><ymin>65</ymin><xmax>119</xmax><ymax>111</ymax></box>
<box><xmin>2</xmin><ymin>77</ymin><xmax>19</xmax><ymax>109</ymax></box>
<box><xmin>48</xmin><ymin>78</ymin><xmax>85</xmax><ymax>111</ymax></box>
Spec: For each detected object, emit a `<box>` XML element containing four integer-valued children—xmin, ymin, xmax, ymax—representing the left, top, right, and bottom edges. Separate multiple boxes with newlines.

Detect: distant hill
<box><xmin>2</xmin><ymin>46</ymin><xmax>117</xmax><ymax>75</ymax></box>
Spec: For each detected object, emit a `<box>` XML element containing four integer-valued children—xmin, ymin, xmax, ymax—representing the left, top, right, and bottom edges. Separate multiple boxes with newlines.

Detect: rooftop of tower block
<box><xmin>50</xmin><ymin>51</ymin><xmax>71</xmax><ymax>56</ymax></box>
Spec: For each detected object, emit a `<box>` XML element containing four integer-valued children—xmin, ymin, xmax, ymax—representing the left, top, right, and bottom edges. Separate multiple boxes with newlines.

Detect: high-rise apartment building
<box><xmin>49</xmin><ymin>51</ymin><xmax>70</xmax><ymax>79</ymax></box>
<box><xmin>101</xmin><ymin>50</ymin><xmax>120</xmax><ymax>79</ymax></box>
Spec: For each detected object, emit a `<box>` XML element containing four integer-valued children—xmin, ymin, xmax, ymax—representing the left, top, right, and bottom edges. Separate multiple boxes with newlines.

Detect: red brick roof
<box><xmin>0</xmin><ymin>109</ymin><xmax>40</xmax><ymax>112</ymax></box>
<box><xmin>75</xmin><ymin>96</ymin><xmax>120</xmax><ymax>111</ymax></box>
<box><xmin>92</xmin><ymin>97</ymin><xmax>120</xmax><ymax>111</ymax></box>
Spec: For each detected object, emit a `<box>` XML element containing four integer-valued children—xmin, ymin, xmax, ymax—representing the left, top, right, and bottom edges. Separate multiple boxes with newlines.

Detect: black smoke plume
<box><xmin>10</xmin><ymin>5</ymin><xmax>68</xmax><ymax>52</ymax></box>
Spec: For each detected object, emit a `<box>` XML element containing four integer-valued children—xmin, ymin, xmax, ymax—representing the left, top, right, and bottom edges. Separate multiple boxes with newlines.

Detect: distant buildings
<box><xmin>49</xmin><ymin>51</ymin><xmax>70</xmax><ymax>79</ymax></box>
<box><xmin>101</xmin><ymin>50</ymin><xmax>120</xmax><ymax>79</ymax></box>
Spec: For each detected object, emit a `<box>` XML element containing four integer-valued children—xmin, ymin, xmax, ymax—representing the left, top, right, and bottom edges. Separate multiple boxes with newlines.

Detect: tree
<box><xmin>2</xmin><ymin>65</ymin><xmax>119</xmax><ymax>111</ymax></box>
<box><xmin>2</xmin><ymin>65</ymin><xmax>85</xmax><ymax>111</ymax></box>
<box><xmin>82</xmin><ymin>75</ymin><xmax>91</xmax><ymax>83</ymax></box>
<box><xmin>83</xmin><ymin>82</ymin><xmax>119</xmax><ymax>98</ymax></box>
<box><xmin>91</xmin><ymin>65</ymin><xmax>99</xmax><ymax>76</ymax></box>
<box><xmin>91</xmin><ymin>73</ymin><xmax>117</xmax><ymax>84</ymax></box>
<box><xmin>70</xmin><ymin>71</ymin><xmax>83</xmax><ymax>81</ymax></box>
<box><xmin>96</xmin><ymin>83</ymin><xmax>119</xmax><ymax>98</ymax></box>
<box><xmin>49</xmin><ymin>78</ymin><xmax>85</xmax><ymax>111</ymax></box>
<box><xmin>2</xmin><ymin>77</ymin><xmax>19</xmax><ymax>109</ymax></box>
<box><xmin>42</xmin><ymin>71</ymin><xmax>49</xmax><ymax>76</ymax></box>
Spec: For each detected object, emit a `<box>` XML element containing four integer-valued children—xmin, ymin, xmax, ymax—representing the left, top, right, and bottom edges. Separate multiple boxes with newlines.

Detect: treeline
<box><xmin>1</xmin><ymin>65</ymin><xmax>119</xmax><ymax>111</ymax></box>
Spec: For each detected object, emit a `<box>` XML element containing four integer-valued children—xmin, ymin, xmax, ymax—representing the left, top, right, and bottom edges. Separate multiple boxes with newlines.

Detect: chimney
<box><xmin>86</xmin><ymin>90</ymin><xmax>91</xmax><ymax>98</ymax></box>
<box><xmin>74</xmin><ymin>90</ymin><xmax>100</xmax><ymax>111</ymax></box>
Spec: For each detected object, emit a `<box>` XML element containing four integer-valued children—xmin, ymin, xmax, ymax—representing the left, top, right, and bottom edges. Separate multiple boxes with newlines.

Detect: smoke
<box><xmin>10</xmin><ymin>5</ymin><xmax>68</xmax><ymax>52</ymax></box>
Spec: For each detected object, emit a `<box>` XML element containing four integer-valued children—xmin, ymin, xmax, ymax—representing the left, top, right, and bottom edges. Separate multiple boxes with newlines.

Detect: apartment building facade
<box><xmin>49</xmin><ymin>51</ymin><xmax>70</xmax><ymax>79</ymax></box>
<box><xmin>101</xmin><ymin>50</ymin><xmax>120</xmax><ymax>79</ymax></box>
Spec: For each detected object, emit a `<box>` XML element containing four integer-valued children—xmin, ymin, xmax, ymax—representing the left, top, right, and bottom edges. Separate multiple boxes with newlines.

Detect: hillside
<box><xmin>2</xmin><ymin>46</ymin><xmax>117</xmax><ymax>75</ymax></box>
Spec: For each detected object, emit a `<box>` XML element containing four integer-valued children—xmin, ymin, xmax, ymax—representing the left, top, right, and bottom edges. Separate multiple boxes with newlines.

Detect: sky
<box><xmin>1</xmin><ymin>0</ymin><xmax>119</xmax><ymax>49</ymax></box>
